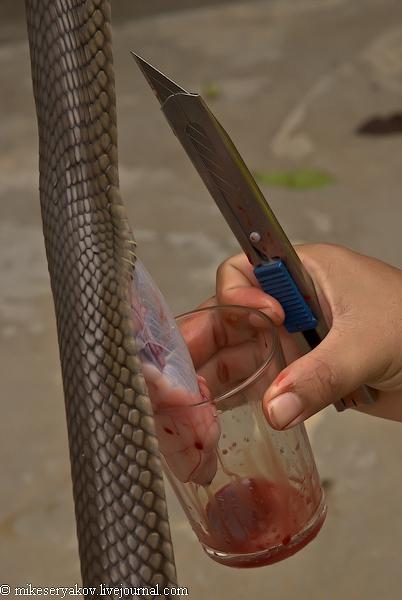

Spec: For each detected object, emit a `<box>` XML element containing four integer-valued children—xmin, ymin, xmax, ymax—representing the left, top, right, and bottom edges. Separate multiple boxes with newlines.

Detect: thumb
<box><xmin>263</xmin><ymin>326</ymin><xmax>373</xmax><ymax>429</ymax></box>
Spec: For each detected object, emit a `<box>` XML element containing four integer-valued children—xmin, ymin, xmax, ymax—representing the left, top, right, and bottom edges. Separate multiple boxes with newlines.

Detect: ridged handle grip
<box><xmin>254</xmin><ymin>260</ymin><xmax>318</xmax><ymax>333</ymax></box>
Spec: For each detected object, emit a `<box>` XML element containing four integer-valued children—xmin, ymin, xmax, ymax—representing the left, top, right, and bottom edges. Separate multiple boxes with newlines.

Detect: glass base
<box><xmin>202</xmin><ymin>494</ymin><xmax>327</xmax><ymax>568</ymax></box>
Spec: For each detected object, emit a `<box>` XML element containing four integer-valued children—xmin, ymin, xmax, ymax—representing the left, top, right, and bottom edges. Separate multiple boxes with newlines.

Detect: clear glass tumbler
<box><xmin>151</xmin><ymin>305</ymin><xmax>327</xmax><ymax>568</ymax></box>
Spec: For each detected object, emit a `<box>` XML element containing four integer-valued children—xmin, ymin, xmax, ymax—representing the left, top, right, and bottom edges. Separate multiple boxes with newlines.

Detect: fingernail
<box><xmin>266</xmin><ymin>392</ymin><xmax>304</xmax><ymax>430</ymax></box>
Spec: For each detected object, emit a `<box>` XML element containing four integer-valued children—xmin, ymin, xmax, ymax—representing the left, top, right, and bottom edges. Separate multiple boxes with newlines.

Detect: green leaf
<box><xmin>202</xmin><ymin>82</ymin><xmax>221</xmax><ymax>100</ymax></box>
<box><xmin>253</xmin><ymin>169</ymin><xmax>336</xmax><ymax>190</ymax></box>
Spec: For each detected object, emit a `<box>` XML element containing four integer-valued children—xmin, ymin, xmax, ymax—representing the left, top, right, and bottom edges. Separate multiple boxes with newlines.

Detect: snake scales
<box><xmin>25</xmin><ymin>0</ymin><xmax>177</xmax><ymax>595</ymax></box>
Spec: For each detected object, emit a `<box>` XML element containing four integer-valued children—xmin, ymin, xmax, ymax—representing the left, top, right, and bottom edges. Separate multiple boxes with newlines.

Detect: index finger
<box><xmin>216</xmin><ymin>253</ymin><xmax>285</xmax><ymax>325</ymax></box>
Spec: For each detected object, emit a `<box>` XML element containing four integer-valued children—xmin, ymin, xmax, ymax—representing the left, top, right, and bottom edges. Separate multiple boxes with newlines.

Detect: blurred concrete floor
<box><xmin>1</xmin><ymin>0</ymin><xmax>402</xmax><ymax>598</ymax></box>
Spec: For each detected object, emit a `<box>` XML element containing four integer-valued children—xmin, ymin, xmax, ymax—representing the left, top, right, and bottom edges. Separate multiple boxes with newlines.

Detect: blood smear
<box><xmin>200</xmin><ymin>477</ymin><xmax>322</xmax><ymax>567</ymax></box>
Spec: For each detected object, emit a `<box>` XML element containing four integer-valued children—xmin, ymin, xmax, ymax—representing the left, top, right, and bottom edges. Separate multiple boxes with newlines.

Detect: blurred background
<box><xmin>1</xmin><ymin>0</ymin><xmax>402</xmax><ymax>598</ymax></box>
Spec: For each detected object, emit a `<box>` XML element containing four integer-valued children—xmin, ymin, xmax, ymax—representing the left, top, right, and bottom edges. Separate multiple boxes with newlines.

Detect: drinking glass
<box><xmin>148</xmin><ymin>305</ymin><xmax>327</xmax><ymax>567</ymax></box>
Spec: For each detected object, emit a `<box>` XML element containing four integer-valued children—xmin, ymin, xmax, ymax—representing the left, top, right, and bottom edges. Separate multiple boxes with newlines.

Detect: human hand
<box><xmin>215</xmin><ymin>244</ymin><xmax>402</xmax><ymax>429</ymax></box>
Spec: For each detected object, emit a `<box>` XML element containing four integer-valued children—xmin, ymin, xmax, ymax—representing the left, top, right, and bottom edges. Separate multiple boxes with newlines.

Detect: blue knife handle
<box><xmin>254</xmin><ymin>260</ymin><xmax>318</xmax><ymax>333</ymax></box>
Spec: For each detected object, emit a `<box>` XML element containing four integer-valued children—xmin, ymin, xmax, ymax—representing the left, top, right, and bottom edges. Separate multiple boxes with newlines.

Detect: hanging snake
<box><xmin>25</xmin><ymin>0</ymin><xmax>177</xmax><ymax>596</ymax></box>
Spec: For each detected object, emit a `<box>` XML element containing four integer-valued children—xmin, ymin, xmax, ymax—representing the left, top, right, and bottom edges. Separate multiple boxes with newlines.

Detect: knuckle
<box><xmin>216</xmin><ymin>259</ymin><xmax>227</xmax><ymax>282</ymax></box>
<box><xmin>304</xmin><ymin>356</ymin><xmax>340</xmax><ymax>407</ymax></box>
<box><xmin>216</xmin><ymin>253</ymin><xmax>243</xmax><ymax>279</ymax></box>
<box><xmin>212</xmin><ymin>318</ymin><xmax>228</xmax><ymax>350</ymax></box>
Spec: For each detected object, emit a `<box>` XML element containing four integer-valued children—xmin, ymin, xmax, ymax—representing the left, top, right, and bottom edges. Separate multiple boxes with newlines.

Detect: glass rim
<box><xmin>167</xmin><ymin>304</ymin><xmax>280</xmax><ymax>408</ymax></box>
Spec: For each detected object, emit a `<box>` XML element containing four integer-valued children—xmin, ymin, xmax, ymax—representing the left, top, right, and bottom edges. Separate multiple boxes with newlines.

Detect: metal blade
<box><xmin>133</xmin><ymin>55</ymin><xmax>377</xmax><ymax>409</ymax></box>
<box><xmin>131</xmin><ymin>52</ymin><xmax>189</xmax><ymax>105</ymax></box>
<box><xmin>133</xmin><ymin>56</ymin><xmax>327</xmax><ymax>338</ymax></box>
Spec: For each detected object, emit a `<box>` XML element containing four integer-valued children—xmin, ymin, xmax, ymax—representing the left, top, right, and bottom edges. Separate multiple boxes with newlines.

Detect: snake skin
<box><xmin>25</xmin><ymin>0</ymin><xmax>177</xmax><ymax>595</ymax></box>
